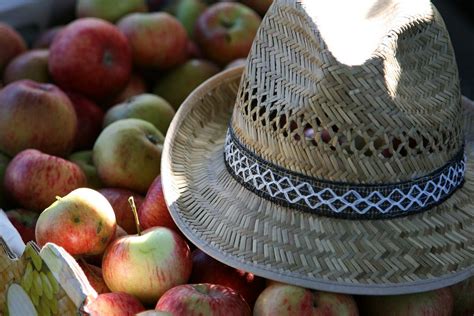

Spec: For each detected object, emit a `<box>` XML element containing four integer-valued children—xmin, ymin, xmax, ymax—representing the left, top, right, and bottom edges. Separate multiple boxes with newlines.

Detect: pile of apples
<box><xmin>0</xmin><ymin>0</ymin><xmax>472</xmax><ymax>315</ymax></box>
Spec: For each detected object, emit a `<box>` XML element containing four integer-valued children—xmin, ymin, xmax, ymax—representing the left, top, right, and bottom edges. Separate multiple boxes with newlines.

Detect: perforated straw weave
<box><xmin>162</xmin><ymin>0</ymin><xmax>474</xmax><ymax>295</ymax></box>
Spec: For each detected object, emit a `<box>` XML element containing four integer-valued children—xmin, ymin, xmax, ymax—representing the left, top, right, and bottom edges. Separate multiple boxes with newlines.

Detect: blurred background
<box><xmin>0</xmin><ymin>0</ymin><xmax>473</xmax><ymax>97</ymax></box>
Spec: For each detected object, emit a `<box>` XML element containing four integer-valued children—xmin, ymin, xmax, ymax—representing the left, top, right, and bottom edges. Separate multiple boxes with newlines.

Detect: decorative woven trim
<box><xmin>224</xmin><ymin>127</ymin><xmax>466</xmax><ymax>219</ymax></box>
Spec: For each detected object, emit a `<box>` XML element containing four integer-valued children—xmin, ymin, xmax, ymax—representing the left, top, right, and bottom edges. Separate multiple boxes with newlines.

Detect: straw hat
<box><xmin>162</xmin><ymin>0</ymin><xmax>474</xmax><ymax>295</ymax></box>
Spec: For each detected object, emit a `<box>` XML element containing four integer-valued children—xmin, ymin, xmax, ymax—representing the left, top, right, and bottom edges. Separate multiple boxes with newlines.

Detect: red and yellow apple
<box><xmin>35</xmin><ymin>188</ymin><xmax>116</xmax><ymax>256</ymax></box>
<box><xmin>86</xmin><ymin>292</ymin><xmax>146</xmax><ymax>316</ymax></box>
<box><xmin>76</xmin><ymin>0</ymin><xmax>148</xmax><ymax>22</ymax></box>
<box><xmin>0</xmin><ymin>80</ymin><xmax>78</xmax><ymax>157</ymax></box>
<box><xmin>0</xmin><ymin>23</ymin><xmax>27</xmax><ymax>75</ymax></box>
<box><xmin>4</xmin><ymin>149</ymin><xmax>87</xmax><ymax>211</ymax></box>
<box><xmin>3</xmin><ymin>49</ymin><xmax>50</xmax><ymax>84</ymax></box>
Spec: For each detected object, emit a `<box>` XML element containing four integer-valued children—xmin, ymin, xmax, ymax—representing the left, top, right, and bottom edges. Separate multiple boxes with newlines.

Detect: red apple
<box><xmin>452</xmin><ymin>277</ymin><xmax>474</xmax><ymax>316</ymax></box>
<box><xmin>107</xmin><ymin>73</ymin><xmax>148</xmax><ymax>107</ymax></box>
<box><xmin>33</xmin><ymin>26</ymin><xmax>64</xmax><ymax>49</ymax></box>
<box><xmin>240</xmin><ymin>0</ymin><xmax>273</xmax><ymax>15</ymax></box>
<box><xmin>358</xmin><ymin>287</ymin><xmax>453</xmax><ymax>316</ymax></box>
<box><xmin>5</xmin><ymin>209</ymin><xmax>38</xmax><ymax>243</ymax></box>
<box><xmin>190</xmin><ymin>249</ymin><xmax>265</xmax><ymax>307</ymax></box>
<box><xmin>0</xmin><ymin>80</ymin><xmax>78</xmax><ymax>157</ymax></box>
<box><xmin>156</xmin><ymin>283</ymin><xmax>251</xmax><ymax>316</ymax></box>
<box><xmin>195</xmin><ymin>2</ymin><xmax>261</xmax><ymax>66</ymax></box>
<box><xmin>35</xmin><ymin>188</ymin><xmax>116</xmax><ymax>256</ymax></box>
<box><xmin>66</xmin><ymin>91</ymin><xmax>104</xmax><ymax>151</ymax></box>
<box><xmin>99</xmin><ymin>188</ymin><xmax>144</xmax><ymax>234</ymax></box>
<box><xmin>78</xmin><ymin>260</ymin><xmax>110</xmax><ymax>294</ymax></box>
<box><xmin>86</xmin><ymin>292</ymin><xmax>146</xmax><ymax>316</ymax></box>
<box><xmin>0</xmin><ymin>23</ymin><xmax>27</xmax><ymax>75</ymax></box>
<box><xmin>138</xmin><ymin>176</ymin><xmax>178</xmax><ymax>232</ymax></box>
<box><xmin>49</xmin><ymin>18</ymin><xmax>132</xmax><ymax>100</ymax></box>
<box><xmin>3</xmin><ymin>49</ymin><xmax>50</xmax><ymax>84</ymax></box>
<box><xmin>4</xmin><ymin>149</ymin><xmax>87</xmax><ymax>211</ymax></box>
<box><xmin>117</xmin><ymin>12</ymin><xmax>188</xmax><ymax>69</ymax></box>
<box><xmin>254</xmin><ymin>283</ymin><xmax>358</xmax><ymax>316</ymax></box>
<box><xmin>102</xmin><ymin>226</ymin><xmax>192</xmax><ymax>305</ymax></box>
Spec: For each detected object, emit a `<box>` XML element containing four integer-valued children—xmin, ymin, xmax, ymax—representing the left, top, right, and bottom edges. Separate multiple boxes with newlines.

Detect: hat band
<box><xmin>224</xmin><ymin>127</ymin><xmax>466</xmax><ymax>219</ymax></box>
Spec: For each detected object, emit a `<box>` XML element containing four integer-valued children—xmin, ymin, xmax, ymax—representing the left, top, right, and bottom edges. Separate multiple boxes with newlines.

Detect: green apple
<box><xmin>174</xmin><ymin>0</ymin><xmax>208</xmax><ymax>39</ymax></box>
<box><xmin>35</xmin><ymin>188</ymin><xmax>117</xmax><ymax>256</ymax></box>
<box><xmin>153</xmin><ymin>59</ymin><xmax>220</xmax><ymax>109</ymax></box>
<box><xmin>3</xmin><ymin>49</ymin><xmax>50</xmax><ymax>84</ymax></box>
<box><xmin>93</xmin><ymin>119</ymin><xmax>164</xmax><ymax>194</ymax></box>
<box><xmin>0</xmin><ymin>151</ymin><xmax>10</xmax><ymax>207</ymax></box>
<box><xmin>69</xmin><ymin>150</ymin><xmax>103</xmax><ymax>189</ymax></box>
<box><xmin>76</xmin><ymin>0</ymin><xmax>148</xmax><ymax>23</ymax></box>
<box><xmin>104</xmin><ymin>94</ymin><xmax>175</xmax><ymax>135</ymax></box>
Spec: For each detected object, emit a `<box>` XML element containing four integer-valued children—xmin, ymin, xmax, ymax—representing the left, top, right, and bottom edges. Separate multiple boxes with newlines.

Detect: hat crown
<box><xmin>231</xmin><ymin>0</ymin><xmax>463</xmax><ymax>184</ymax></box>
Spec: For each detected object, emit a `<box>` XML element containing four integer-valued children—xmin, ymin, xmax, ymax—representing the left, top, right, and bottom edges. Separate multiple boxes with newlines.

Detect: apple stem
<box><xmin>128</xmin><ymin>196</ymin><xmax>141</xmax><ymax>236</ymax></box>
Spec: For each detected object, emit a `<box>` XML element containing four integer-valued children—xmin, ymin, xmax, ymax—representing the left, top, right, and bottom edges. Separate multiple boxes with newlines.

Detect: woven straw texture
<box><xmin>232</xmin><ymin>0</ymin><xmax>462</xmax><ymax>184</ymax></box>
<box><xmin>162</xmin><ymin>0</ymin><xmax>474</xmax><ymax>295</ymax></box>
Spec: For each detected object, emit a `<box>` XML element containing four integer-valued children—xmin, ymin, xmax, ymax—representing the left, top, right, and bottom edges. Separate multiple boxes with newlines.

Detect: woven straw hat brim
<box><xmin>162</xmin><ymin>66</ymin><xmax>474</xmax><ymax>295</ymax></box>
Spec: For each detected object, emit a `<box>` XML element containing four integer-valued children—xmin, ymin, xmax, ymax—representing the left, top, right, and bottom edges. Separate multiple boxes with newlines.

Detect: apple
<box><xmin>69</xmin><ymin>150</ymin><xmax>103</xmax><ymax>189</ymax></box>
<box><xmin>33</xmin><ymin>26</ymin><xmax>64</xmax><ymax>49</ymax></box>
<box><xmin>452</xmin><ymin>277</ymin><xmax>474</xmax><ymax>316</ymax></box>
<box><xmin>66</xmin><ymin>91</ymin><xmax>104</xmax><ymax>151</ymax></box>
<box><xmin>93</xmin><ymin>118</ymin><xmax>165</xmax><ymax>194</ymax></box>
<box><xmin>3</xmin><ymin>49</ymin><xmax>50</xmax><ymax>84</ymax></box>
<box><xmin>0</xmin><ymin>23</ymin><xmax>27</xmax><ymax>75</ymax></box>
<box><xmin>153</xmin><ymin>59</ymin><xmax>219</xmax><ymax>109</ymax></box>
<box><xmin>0</xmin><ymin>80</ymin><xmax>78</xmax><ymax>157</ymax></box>
<box><xmin>0</xmin><ymin>152</ymin><xmax>10</xmax><ymax>208</ymax></box>
<box><xmin>174</xmin><ymin>0</ymin><xmax>208</xmax><ymax>39</ymax></box>
<box><xmin>5</xmin><ymin>209</ymin><xmax>38</xmax><ymax>243</ymax></box>
<box><xmin>254</xmin><ymin>283</ymin><xmax>358</xmax><ymax>316</ymax></box>
<box><xmin>189</xmin><ymin>249</ymin><xmax>265</xmax><ymax>307</ymax></box>
<box><xmin>117</xmin><ymin>12</ymin><xmax>188</xmax><ymax>69</ymax></box>
<box><xmin>107</xmin><ymin>72</ymin><xmax>148</xmax><ymax>106</ymax></box>
<box><xmin>358</xmin><ymin>287</ymin><xmax>453</xmax><ymax>316</ymax></box>
<box><xmin>78</xmin><ymin>260</ymin><xmax>110</xmax><ymax>294</ymax></box>
<box><xmin>138</xmin><ymin>175</ymin><xmax>178</xmax><ymax>232</ymax></box>
<box><xmin>102</xmin><ymin>226</ymin><xmax>192</xmax><ymax>305</ymax></box>
<box><xmin>35</xmin><ymin>188</ymin><xmax>116</xmax><ymax>256</ymax></box>
<box><xmin>4</xmin><ymin>149</ymin><xmax>87</xmax><ymax>211</ymax></box>
<box><xmin>86</xmin><ymin>292</ymin><xmax>146</xmax><ymax>316</ymax></box>
<box><xmin>240</xmin><ymin>0</ymin><xmax>273</xmax><ymax>15</ymax></box>
<box><xmin>194</xmin><ymin>2</ymin><xmax>261</xmax><ymax>66</ymax></box>
<box><xmin>98</xmin><ymin>188</ymin><xmax>145</xmax><ymax>234</ymax></box>
<box><xmin>49</xmin><ymin>18</ymin><xmax>132</xmax><ymax>100</ymax></box>
<box><xmin>156</xmin><ymin>283</ymin><xmax>251</xmax><ymax>316</ymax></box>
<box><xmin>104</xmin><ymin>94</ymin><xmax>175</xmax><ymax>135</ymax></box>
<box><xmin>76</xmin><ymin>0</ymin><xmax>148</xmax><ymax>23</ymax></box>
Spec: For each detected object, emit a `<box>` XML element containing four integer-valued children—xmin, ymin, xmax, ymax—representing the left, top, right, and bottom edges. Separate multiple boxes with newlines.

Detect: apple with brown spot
<box><xmin>102</xmin><ymin>200</ymin><xmax>192</xmax><ymax>305</ymax></box>
<box><xmin>86</xmin><ymin>292</ymin><xmax>146</xmax><ymax>316</ymax></box>
<box><xmin>4</xmin><ymin>149</ymin><xmax>87</xmax><ymax>212</ymax></box>
<box><xmin>35</xmin><ymin>188</ymin><xmax>116</xmax><ymax>256</ymax></box>
<box><xmin>254</xmin><ymin>283</ymin><xmax>359</xmax><ymax>316</ymax></box>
